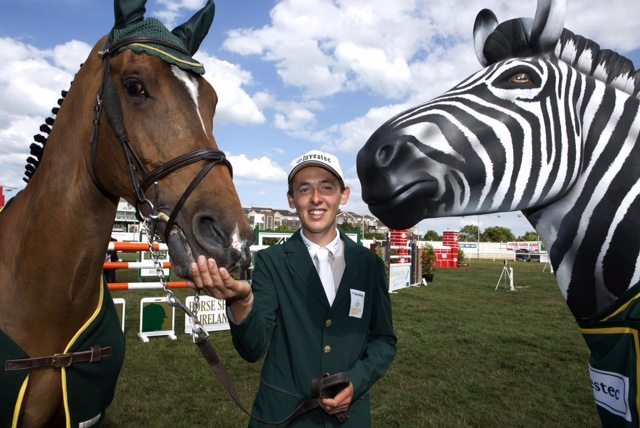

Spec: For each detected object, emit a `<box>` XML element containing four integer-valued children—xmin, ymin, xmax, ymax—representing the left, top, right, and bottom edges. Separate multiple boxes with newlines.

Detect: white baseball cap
<box><xmin>288</xmin><ymin>150</ymin><xmax>345</xmax><ymax>187</ymax></box>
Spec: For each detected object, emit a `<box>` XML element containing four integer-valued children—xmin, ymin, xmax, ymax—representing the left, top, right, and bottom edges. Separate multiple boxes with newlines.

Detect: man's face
<box><xmin>287</xmin><ymin>166</ymin><xmax>350</xmax><ymax>244</ymax></box>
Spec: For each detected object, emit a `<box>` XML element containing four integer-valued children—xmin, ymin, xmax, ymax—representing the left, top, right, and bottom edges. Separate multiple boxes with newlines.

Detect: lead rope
<box><xmin>141</xmin><ymin>217</ymin><xmax>324</xmax><ymax>426</ymax></box>
<box><xmin>143</xmin><ymin>218</ymin><xmax>208</xmax><ymax>343</ymax></box>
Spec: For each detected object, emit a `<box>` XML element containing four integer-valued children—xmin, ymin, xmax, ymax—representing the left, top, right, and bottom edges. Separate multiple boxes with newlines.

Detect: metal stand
<box><xmin>495</xmin><ymin>261</ymin><xmax>515</xmax><ymax>291</ymax></box>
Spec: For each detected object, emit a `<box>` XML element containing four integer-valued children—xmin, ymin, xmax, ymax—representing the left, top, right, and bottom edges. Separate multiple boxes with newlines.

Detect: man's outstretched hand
<box><xmin>187</xmin><ymin>255</ymin><xmax>253</xmax><ymax>323</ymax></box>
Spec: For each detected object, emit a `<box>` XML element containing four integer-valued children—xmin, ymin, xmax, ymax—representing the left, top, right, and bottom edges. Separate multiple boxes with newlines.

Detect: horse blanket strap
<box><xmin>194</xmin><ymin>337</ymin><xmax>349</xmax><ymax>426</ymax></box>
<box><xmin>5</xmin><ymin>345</ymin><xmax>112</xmax><ymax>371</ymax></box>
<box><xmin>578</xmin><ymin>282</ymin><xmax>640</xmax><ymax>426</ymax></box>
<box><xmin>1</xmin><ymin>279</ymin><xmax>125</xmax><ymax>428</ymax></box>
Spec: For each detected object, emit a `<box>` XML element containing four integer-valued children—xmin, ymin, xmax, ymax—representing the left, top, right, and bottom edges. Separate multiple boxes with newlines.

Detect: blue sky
<box><xmin>1</xmin><ymin>0</ymin><xmax>639</xmax><ymax>236</ymax></box>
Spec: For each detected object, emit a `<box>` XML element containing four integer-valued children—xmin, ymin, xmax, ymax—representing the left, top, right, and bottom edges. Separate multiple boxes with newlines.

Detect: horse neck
<box><xmin>527</xmin><ymin>80</ymin><xmax>640</xmax><ymax>319</ymax></box>
<box><xmin>0</xmin><ymin>60</ymin><xmax>117</xmax><ymax>327</ymax></box>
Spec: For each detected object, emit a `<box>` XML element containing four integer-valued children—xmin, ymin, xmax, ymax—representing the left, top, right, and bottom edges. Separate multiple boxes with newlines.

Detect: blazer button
<box><xmin>325</xmin><ymin>319</ymin><xmax>332</xmax><ymax>327</ymax></box>
<box><xmin>323</xmin><ymin>345</ymin><xmax>332</xmax><ymax>354</ymax></box>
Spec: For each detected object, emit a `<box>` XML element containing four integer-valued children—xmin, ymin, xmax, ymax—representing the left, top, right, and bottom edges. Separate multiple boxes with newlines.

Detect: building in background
<box><xmin>110</xmin><ymin>199</ymin><xmax>390</xmax><ymax>240</ymax></box>
<box><xmin>111</xmin><ymin>199</ymin><xmax>141</xmax><ymax>241</ymax></box>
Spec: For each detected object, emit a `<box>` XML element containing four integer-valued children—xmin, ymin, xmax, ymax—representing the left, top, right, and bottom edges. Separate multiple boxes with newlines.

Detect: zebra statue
<box><xmin>357</xmin><ymin>0</ymin><xmax>640</xmax><ymax>425</ymax></box>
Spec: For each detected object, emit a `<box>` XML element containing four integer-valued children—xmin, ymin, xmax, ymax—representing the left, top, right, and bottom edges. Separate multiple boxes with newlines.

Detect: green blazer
<box><xmin>230</xmin><ymin>231</ymin><xmax>397</xmax><ymax>427</ymax></box>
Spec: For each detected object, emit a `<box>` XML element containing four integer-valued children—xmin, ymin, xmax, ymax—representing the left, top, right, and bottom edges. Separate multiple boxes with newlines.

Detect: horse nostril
<box><xmin>193</xmin><ymin>213</ymin><xmax>229</xmax><ymax>249</ymax></box>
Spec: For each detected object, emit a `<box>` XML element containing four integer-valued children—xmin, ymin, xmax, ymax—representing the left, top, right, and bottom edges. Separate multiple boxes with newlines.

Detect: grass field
<box><xmin>103</xmin><ymin>259</ymin><xmax>599</xmax><ymax>427</ymax></box>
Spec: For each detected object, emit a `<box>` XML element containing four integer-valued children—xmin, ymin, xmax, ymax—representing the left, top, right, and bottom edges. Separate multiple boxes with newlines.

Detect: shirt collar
<box><xmin>300</xmin><ymin>229</ymin><xmax>341</xmax><ymax>257</ymax></box>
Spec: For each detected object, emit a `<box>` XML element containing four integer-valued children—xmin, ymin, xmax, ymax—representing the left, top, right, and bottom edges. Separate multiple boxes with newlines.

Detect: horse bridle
<box><xmin>90</xmin><ymin>36</ymin><xmax>232</xmax><ymax>243</ymax></box>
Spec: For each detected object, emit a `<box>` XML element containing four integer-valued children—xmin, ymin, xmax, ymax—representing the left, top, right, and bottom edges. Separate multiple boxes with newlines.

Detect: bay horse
<box><xmin>0</xmin><ymin>0</ymin><xmax>253</xmax><ymax>426</ymax></box>
<box><xmin>357</xmin><ymin>0</ymin><xmax>640</xmax><ymax>425</ymax></box>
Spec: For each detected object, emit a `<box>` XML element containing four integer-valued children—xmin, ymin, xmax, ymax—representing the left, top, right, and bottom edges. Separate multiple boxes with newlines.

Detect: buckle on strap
<box><xmin>51</xmin><ymin>353</ymin><xmax>73</xmax><ymax>368</ymax></box>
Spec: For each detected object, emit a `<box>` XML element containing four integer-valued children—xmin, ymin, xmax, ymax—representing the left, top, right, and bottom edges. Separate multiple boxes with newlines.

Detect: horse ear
<box><xmin>530</xmin><ymin>0</ymin><xmax>565</xmax><ymax>53</ymax></box>
<box><xmin>473</xmin><ymin>9</ymin><xmax>498</xmax><ymax>66</ymax></box>
<box><xmin>114</xmin><ymin>0</ymin><xmax>147</xmax><ymax>29</ymax></box>
<box><xmin>172</xmin><ymin>0</ymin><xmax>216</xmax><ymax>55</ymax></box>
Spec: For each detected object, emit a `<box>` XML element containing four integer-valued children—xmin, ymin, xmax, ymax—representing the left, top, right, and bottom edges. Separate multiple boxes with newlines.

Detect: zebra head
<box><xmin>359</xmin><ymin>0</ymin><xmax>640</xmax><ymax>319</ymax></box>
<box><xmin>357</xmin><ymin>0</ymin><xmax>577</xmax><ymax>230</ymax></box>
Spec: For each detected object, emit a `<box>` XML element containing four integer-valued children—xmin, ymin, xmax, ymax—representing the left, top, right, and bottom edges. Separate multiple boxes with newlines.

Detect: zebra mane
<box><xmin>556</xmin><ymin>29</ymin><xmax>640</xmax><ymax>99</ymax></box>
<box><xmin>481</xmin><ymin>18</ymin><xmax>640</xmax><ymax>99</ymax></box>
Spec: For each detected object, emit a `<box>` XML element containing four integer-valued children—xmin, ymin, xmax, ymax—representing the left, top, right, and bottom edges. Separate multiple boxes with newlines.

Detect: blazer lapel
<box><xmin>283</xmin><ymin>232</ymin><xmax>330</xmax><ymax>308</ymax></box>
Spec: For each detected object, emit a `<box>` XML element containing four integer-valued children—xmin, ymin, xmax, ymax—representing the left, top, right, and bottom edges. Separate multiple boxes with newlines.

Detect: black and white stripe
<box><xmin>357</xmin><ymin>2</ymin><xmax>640</xmax><ymax>319</ymax></box>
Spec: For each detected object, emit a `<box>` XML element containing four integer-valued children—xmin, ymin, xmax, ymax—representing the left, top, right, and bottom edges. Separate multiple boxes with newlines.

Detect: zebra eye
<box><xmin>511</xmin><ymin>72</ymin><xmax>532</xmax><ymax>85</ymax></box>
<box><xmin>492</xmin><ymin>65</ymin><xmax>541</xmax><ymax>91</ymax></box>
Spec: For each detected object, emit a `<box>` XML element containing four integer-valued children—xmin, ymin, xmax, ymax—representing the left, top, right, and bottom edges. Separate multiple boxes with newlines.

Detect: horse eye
<box><xmin>123</xmin><ymin>79</ymin><xmax>146</xmax><ymax>97</ymax></box>
<box><xmin>511</xmin><ymin>72</ymin><xmax>532</xmax><ymax>85</ymax></box>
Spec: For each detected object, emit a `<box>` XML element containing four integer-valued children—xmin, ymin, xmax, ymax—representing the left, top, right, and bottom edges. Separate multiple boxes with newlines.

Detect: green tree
<box><xmin>338</xmin><ymin>223</ymin><xmax>360</xmax><ymax>234</ymax></box>
<box><xmin>459</xmin><ymin>224</ymin><xmax>479</xmax><ymax>242</ymax></box>
<box><xmin>519</xmin><ymin>231</ymin><xmax>539</xmax><ymax>241</ymax></box>
<box><xmin>423</xmin><ymin>230</ymin><xmax>440</xmax><ymax>241</ymax></box>
<box><xmin>420</xmin><ymin>245</ymin><xmax>437</xmax><ymax>275</ymax></box>
<box><xmin>481</xmin><ymin>226</ymin><xmax>515</xmax><ymax>242</ymax></box>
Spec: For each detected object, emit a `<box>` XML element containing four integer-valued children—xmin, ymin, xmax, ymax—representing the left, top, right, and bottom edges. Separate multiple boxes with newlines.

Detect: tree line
<box><xmin>273</xmin><ymin>223</ymin><xmax>536</xmax><ymax>243</ymax></box>
<box><xmin>423</xmin><ymin>225</ymin><xmax>538</xmax><ymax>242</ymax></box>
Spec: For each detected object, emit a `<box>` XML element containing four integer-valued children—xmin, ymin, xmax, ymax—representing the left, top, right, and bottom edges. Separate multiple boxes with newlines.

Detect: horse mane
<box><xmin>481</xmin><ymin>18</ymin><xmax>640</xmax><ymax>99</ymax></box>
<box><xmin>22</xmin><ymin>60</ymin><xmax>84</xmax><ymax>184</ymax></box>
<box><xmin>22</xmin><ymin>89</ymin><xmax>67</xmax><ymax>183</ymax></box>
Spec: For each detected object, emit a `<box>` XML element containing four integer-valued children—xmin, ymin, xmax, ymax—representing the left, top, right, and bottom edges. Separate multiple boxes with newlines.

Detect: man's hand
<box><xmin>319</xmin><ymin>382</ymin><xmax>354</xmax><ymax>422</ymax></box>
<box><xmin>187</xmin><ymin>255</ymin><xmax>253</xmax><ymax>322</ymax></box>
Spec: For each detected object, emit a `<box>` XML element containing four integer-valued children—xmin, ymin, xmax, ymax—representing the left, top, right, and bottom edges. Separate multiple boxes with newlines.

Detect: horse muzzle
<box><xmin>157</xmin><ymin>212</ymin><xmax>253</xmax><ymax>279</ymax></box>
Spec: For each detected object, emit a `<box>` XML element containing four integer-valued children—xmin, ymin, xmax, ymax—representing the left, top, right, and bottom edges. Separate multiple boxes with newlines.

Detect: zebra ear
<box><xmin>473</xmin><ymin>9</ymin><xmax>498</xmax><ymax>66</ymax></box>
<box><xmin>113</xmin><ymin>0</ymin><xmax>146</xmax><ymax>29</ymax></box>
<box><xmin>530</xmin><ymin>0</ymin><xmax>565</xmax><ymax>53</ymax></box>
<box><xmin>172</xmin><ymin>0</ymin><xmax>216</xmax><ymax>55</ymax></box>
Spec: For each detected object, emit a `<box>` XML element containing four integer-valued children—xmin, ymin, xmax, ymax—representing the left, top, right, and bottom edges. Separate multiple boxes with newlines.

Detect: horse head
<box><xmin>91</xmin><ymin>0</ymin><xmax>253</xmax><ymax>277</ymax></box>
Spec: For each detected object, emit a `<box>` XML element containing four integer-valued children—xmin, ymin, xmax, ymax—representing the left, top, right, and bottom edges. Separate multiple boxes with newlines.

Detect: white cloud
<box><xmin>50</xmin><ymin>40</ymin><xmax>92</xmax><ymax>74</ymax></box>
<box><xmin>274</xmin><ymin>109</ymin><xmax>316</xmax><ymax>133</ymax></box>
<box><xmin>329</xmin><ymin>103</ymin><xmax>411</xmax><ymax>153</ymax></box>
<box><xmin>222</xmin><ymin>0</ymin><xmax>433</xmax><ymax>99</ymax></box>
<box><xmin>196</xmin><ymin>52</ymin><xmax>266</xmax><ymax>125</ymax></box>
<box><xmin>226</xmin><ymin>0</ymin><xmax>638</xmax><ymax>159</ymax></box>
<box><xmin>227</xmin><ymin>153</ymin><xmax>287</xmax><ymax>182</ymax></box>
<box><xmin>153</xmin><ymin>0</ymin><xmax>208</xmax><ymax>28</ymax></box>
<box><xmin>222</xmin><ymin>0</ymin><xmax>640</xmax><ymax>102</ymax></box>
<box><xmin>0</xmin><ymin>37</ymin><xmax>83</xmax><ymax>190</ymax></box>
<box><xmin>0</xmin><ymin>38</ymin><xmax>77</xmax><ymax>118</ymax></box>
<box><xmin>254</xmin><ymin>91</ymin><xmax>325</xmax><ymax>139</ymax></box>
<box><xmin>565</xmin><ymin>3</ymin><xmax>640</xmax><ymax>52</ymax></box>
<box><xmin>334</xmin><ymin>42</ymin><xmax>412</xmax><ymax>99</ymax></box>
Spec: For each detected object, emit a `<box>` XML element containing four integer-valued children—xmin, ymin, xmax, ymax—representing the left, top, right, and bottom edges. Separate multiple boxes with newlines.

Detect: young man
<box><xmin>189</xmin><ymin>150</ymin><xmax>396</xmax><ymax>427</ymax></box>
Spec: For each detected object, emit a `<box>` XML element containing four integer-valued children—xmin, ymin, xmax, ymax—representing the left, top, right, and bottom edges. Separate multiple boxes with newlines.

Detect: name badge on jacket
<box><xmin>349</xmin><ymin>289</ymin><xmax>365</xmax><ymax>318</ymax></box>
